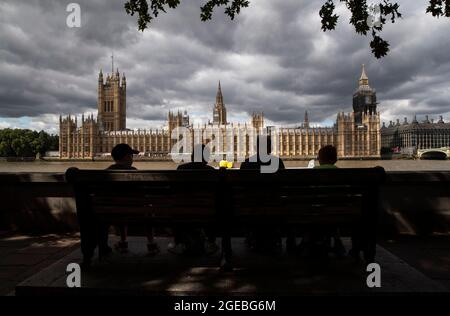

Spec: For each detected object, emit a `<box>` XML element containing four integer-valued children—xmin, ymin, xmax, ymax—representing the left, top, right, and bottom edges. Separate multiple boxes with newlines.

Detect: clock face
<box><xmin>365</xmin><ymin>96</ymin><xmax>371</xmax><ymax>104</ymax></box>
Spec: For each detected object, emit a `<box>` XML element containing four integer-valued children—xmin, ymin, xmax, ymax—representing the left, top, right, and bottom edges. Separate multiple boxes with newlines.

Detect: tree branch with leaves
<box><xmin>124</xmin><ymin>0</ymin><xmax>450</xmax><ymax>58</ymax></box>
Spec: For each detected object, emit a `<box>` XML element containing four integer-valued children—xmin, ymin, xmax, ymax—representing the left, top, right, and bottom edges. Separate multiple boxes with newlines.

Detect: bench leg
<box><xmin>363</xmin><ymin>230</ymin><xmax>377</xmax><ymax>263</ymax></box>
<box><xmin>355</xmin><ymin>189</ymin><xmax>378</xmax><ymax>263</ymax></box>
<box><xmin>364</xmin><ymin>245</ymin><xmax>376</xmax><ymax>263</ymax></box>
<box><xmin>286</xmin><ymin>227</ymin><xmax>297</xmax><ymax>254</ymax></box>
<box><xmin>75</xmin><ymin>193</ymin><xmax>98</xmax><ymax>267</ymax></box>
<box><xmin>80</xmin><ymin>227</ymin><xmax>96</xmax><ymax>267</ymax></box>
<box><xmin>351</xmin><ymin>227</ymin><xmax>376</xmax><ymax>263</ymax></box>
<box><xmin>79</xmin><ymin>217</ymin><xmax>109</xmax><ymax>265</ymax></box>
<box><xmin>349</xmin><ymin>227</ymin><xmax>363</xmax><ymax>261</ymax></box>
<box><xmin>220</xmin><ymin>235</ymin><xmax>233</xmax><ymax>272</ymax></box>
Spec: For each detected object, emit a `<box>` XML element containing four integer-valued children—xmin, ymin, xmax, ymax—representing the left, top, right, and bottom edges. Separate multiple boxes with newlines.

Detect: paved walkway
<box><xmin>15</xmin><ymin>237</ymin><xmax>448</xmax><ymax>295</ymax></box>
<box><xmin>380</xmin><ymin>235</ymin><xmax>450</xmax><ymax>290</ymax></box>
<box><xmin>1</xmin><ymin>233</ymin><xmax>449</xmax><ymax>295</ymax></box>
<box><xmin>0</xmin><ymin>234</ymin><xmax>79</xmax><ymax>295</ymax></box>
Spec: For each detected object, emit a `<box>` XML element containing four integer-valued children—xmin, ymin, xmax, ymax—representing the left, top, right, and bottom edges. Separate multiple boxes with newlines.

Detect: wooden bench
<box><xmin>65</xmin><ymin>167</ymin><xmax>386</xmax><ymax>268</ymax></box>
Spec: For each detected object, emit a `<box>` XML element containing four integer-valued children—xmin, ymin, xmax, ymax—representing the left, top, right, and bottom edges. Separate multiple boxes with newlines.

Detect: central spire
<box><xmin>216</xmin><ymin>81</ymin><xmax>223</xmax><ymax>105</ymax></box>
<box><xmin>304</xmin><ymin>110</ymin><xmax>310</xmax><ymax>128</ymax></box>
<box><xmin>213</xmin><ymin>80</ymin><xmax>227</xmax><ymax>125</ymax></box>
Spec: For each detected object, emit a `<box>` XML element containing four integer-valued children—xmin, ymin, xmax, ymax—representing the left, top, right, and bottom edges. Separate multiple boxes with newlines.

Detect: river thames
<box><xmin>1</xmin><ymin>159</ymin><xmax>450</xmax><ymax>172</ymax></box>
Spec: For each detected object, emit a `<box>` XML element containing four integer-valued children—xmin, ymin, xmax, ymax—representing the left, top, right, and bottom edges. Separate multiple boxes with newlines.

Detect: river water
<box><xmin>1</xmin><ymin>159</ymin><xmax>450</xmax><ymax>172</ymax></box>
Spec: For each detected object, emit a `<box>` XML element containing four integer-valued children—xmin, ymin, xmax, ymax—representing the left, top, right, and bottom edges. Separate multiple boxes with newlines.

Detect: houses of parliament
<box><xmin>59</xmin><ymin>65</ymin><xmax>381</xmax><ymax>159</ymax></box>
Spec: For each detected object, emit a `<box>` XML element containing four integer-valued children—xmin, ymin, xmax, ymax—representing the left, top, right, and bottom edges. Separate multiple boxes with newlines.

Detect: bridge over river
<box><xmin>417</xmin><ymin>147</ymin><xmax>450</xmax><ymax>159</ymax></box>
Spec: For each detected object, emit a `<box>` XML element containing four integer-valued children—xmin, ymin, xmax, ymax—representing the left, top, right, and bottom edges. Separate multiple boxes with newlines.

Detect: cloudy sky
<box><xmin>1</xmin><ymin>0</ymin><xmax>450</xmax><ymax>134</ymax></box>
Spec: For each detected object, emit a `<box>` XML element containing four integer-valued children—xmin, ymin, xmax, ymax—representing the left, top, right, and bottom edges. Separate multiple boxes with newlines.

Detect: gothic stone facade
<box><xmin>276</xmin><ymin>64</ymin><xmax>380</xmax><ymax>158</ymax></box>
<box><xmin>59</xmin><ymin>65</ymin><xmax>380</xmax><ymax>159</ymax></box>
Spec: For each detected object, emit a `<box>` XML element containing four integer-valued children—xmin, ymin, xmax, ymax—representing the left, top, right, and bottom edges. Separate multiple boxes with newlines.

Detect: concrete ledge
<box><xmin>386</xmin><ymin>171</ymin><xmax>450</xmax><ymax>183</ymax></box>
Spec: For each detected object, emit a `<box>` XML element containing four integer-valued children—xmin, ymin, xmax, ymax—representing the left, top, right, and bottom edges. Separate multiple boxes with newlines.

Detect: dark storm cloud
<box><xmin>0</xmin><ymin>0</ymin><xmax>138</xmax><ymax>120</ymax></box>
<box><xmin>1</xmin><ymin>0</ymin><xmax>450</xmax><ymax>132</ymax></box>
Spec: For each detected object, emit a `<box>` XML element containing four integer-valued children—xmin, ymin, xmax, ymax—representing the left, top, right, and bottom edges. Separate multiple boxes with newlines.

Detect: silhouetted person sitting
<box><xmin>240</xmin><ymin>135</ymin><xmax>288</xmax><ymax>254</ymax></box>
<box><xmin>298</xmin><ymin>145</ymin><xmax>346</xmax><ymax>258</ymax></box>
<box><xmin>106</xmin><ymin>143</ymin><xmax>138</xmax><ymax>170</ymax></box>
<box><xmin>315</xmin><ymin>144</ymin><xmax>338</xmax><ymax>169</ymax></box>
<box><xmin>240</xmin><ymin>135</ymin><xmax>285</xmax><ymax>172</ymax></box>
<box><xmin>177</xmin><ymin>144</ymin><xmax>215</xmax><ymax>171</ymax></box>
<box><xmin>168</xmin><ymin>144</ymin><xmax>219</xmax><ymax>256</ymax></box>
<box><xmin>107</xmin><ymin>143</ymin><xmax>160</xmax><ymax>256</ymax></box>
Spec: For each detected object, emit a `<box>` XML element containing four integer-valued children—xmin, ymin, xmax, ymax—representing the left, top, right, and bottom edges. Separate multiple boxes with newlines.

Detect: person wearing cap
<box><xmin>107</xmin><ymin>143</ymin><xmax>139</xmax><ymax>170</ymax></box>
<box><xmin>107</xmin><ymin>143</ymin><xmax>160</xmax><ymax>255</ymax></box>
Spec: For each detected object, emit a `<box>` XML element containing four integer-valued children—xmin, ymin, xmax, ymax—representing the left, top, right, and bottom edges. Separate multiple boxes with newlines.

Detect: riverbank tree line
<box><xmin>0</xmin><ymin>129</ymin><xmax>59</xmax><ymax>158</ymax></box>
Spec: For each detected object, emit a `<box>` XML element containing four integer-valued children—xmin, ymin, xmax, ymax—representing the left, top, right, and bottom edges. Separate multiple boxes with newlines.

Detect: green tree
<box><xmin>48</xmin><ymin>134</ymin><xmax>59</xmax><ymax>151</ymax></box>
<box><xmin>0</xmin><ymin>128</ymin><xmax>59</xmax><ymax>157</ymax></box>
<box><xmin>0</xmin><ymin>141</ymin><xmax>13</xmax><ymax>157</ymax></box>
<box><xmin>36</xmin><ymin>130</ymin><xmax>48</xmax><ymax>156</ymax></box>
<box><xmin>124</xmin><ymin>0</ymin><xmax>450</xmax><ymax>58</ymax></box>
<box><xmin>11</xmin><ymin>138</ymin><xmax>25</xmax><ymax>157</ymax></box>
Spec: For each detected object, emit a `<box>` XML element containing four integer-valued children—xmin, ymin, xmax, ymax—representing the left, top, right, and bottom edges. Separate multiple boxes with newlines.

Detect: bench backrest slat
<box><xmin>66</xmin><ymin>167</ymin><xmax>385</xmax><ymax>225</ymax></box>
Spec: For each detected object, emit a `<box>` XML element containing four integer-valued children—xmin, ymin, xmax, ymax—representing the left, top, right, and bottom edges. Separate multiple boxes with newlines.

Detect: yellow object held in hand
<box><xmin>219</xmin><ymin>160</ymin><xmax>233</xmax><ymax>169</ymax></box>
<box><xmin>219</xmin><ymin>160</ymin><xmax>228</xmax><ymax>168</ymax></box>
